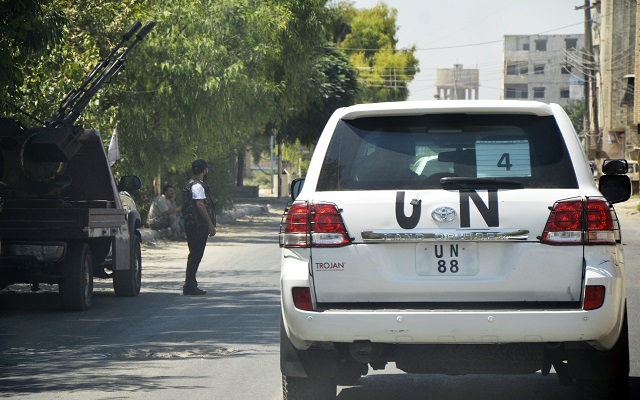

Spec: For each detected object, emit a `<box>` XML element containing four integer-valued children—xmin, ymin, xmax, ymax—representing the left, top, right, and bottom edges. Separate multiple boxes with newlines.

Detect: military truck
<box><xmin>0</xmin><ymin>21</ymin><xmax>154</xmax><ymax>311</ymax></box>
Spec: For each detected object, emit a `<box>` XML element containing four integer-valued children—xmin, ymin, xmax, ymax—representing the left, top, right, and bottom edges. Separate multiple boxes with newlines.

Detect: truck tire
<box><xmin>282</xmin><ymin>375</ymin><xmax>336</xmax><ymax>400</ymax></box>
<box><xmin>113</xmin><ymin>233</ymin><xmax>142</xmax><ymax>297</ymax></box>
<box><xmin>60</xmin><ymin>242</ymin><xmax>93</xmax><ymax>311</ymax></box>
<box><xmin>336</xmin><ymin>358</ymin><xmax>367</xmax><ymax>386</ymax></box>
<box><xmin>574</xmin><ymin>310</ymin><xmax>629</xmax><ymax>400</ymax></box>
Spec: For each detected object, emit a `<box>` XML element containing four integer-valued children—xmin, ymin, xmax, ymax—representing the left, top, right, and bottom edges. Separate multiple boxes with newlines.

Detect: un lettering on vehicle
<box><xmin>415</xmin><ymin>242</ymin><xmax>479</xmax><ymax>276</ymax></box>
<box><xmin>396</xmin><ymin>190</ymin><xmax>500</xmax><ymax>229</ymax></box>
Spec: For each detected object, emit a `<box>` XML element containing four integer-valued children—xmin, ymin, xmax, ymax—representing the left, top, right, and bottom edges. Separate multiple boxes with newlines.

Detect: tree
<box><xmin>0</xmin><ymin>0</ymin><xmax>66</xmax><ymax>110</ymax></box>
<box><xmin>337</xmin><ymin>2</ymin><xmax>419</xmax><ymax>103</ymax></box>
<box><xmin>280</xmin><ymin>47</ymin><xmax>358</xmax><ymax>145</ymax></box>
<box><xmin>563</xmin><ymin>100</ymin><xmax>585</xmax><ymax>136</ymax></box>
<box><xmin>1</xmin><ymin>0</ymin><xmax>404</xmax><ymax>202</ymax></box>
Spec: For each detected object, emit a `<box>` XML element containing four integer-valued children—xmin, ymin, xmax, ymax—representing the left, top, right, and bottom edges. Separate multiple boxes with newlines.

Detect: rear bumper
<box><xmin>281</xmin><ymin>253</ymin><xmax>626</xmax><ymax>351</ymax></box>
<box><xmin>283</xmin><ymin>305</ymin><xmax>621</xmax><ymax>347</ymax></box>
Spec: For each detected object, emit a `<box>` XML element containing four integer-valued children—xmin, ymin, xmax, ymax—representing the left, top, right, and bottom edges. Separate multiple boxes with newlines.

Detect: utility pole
<box><xmin>277</xmin><ymin>137</ymin><xmax>283</xmax><ymax>198</ymax></box>
<box><xmin>580</xmin><ymin>1</ymin><xmax>592</xmax><ymax>158</ymax></box>
<box><xmin>577</xmin><ymin>0</ymin><xmax>601</xmax><ymax>163</ymax></box>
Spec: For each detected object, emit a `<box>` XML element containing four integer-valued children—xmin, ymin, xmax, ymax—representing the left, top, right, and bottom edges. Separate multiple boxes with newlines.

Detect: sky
<box><xmin>350</xmin><ymin>0</ymin><xmax>585</xmax><ymax>100</ymax></box>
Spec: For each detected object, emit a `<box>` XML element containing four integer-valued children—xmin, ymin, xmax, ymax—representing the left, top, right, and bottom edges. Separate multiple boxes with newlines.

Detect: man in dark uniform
<box><xmin>181</xmin><ymin>159</ymin><xmax>216</xmax><ymax>295</ymax></box>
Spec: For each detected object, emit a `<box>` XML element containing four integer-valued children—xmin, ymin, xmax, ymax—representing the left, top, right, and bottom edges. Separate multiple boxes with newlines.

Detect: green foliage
<box><xmin>113</xmin><ymin>0</ymin><xmax>282</xmax><ymax>180</ymax></box>
<box><xmin>1</xmin><ymin>0</ymin><xmax>417</xmax><ymax>202</ymax></box>
<box><xmin>341</xmin><ymin>2</ymin><xmax>398</xmax><ymax>56</ymax></box>
<box><xmin>0</xmin><ymin>0</ymin><xmax>67</xmax><ymax>106</ymax></box>
<box><xmin>279</xmin><ymin>47</ymin><xmax>359</xmax><ymax>145</ymax></box>
<box><xmin>280</xmin><ymin>140</ymin><xmax>311</xmax><ymax>175</ymax></box>
<box><xmin>336</xmin><ymin>2</ymin><xmax>419</xmax><ymax>104</ymax></box>
<box><xmin>563</xmin><ymin>100</ymin><xmax>585</xmax><ymax>136</ymax></box>
<box><xmin>2</xmin><ymin>0</ymin><xmax>326</xmax><ymax>197</ymax></box>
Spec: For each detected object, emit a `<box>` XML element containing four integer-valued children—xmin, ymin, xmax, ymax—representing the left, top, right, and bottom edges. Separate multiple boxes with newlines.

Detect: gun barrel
<box><xmin>123</xmin><ymin>21</ymin><xmax>142</xmax><ymax>41</ymax></box>
<box><xmin>136</xmin><ymin>21</ymin><xmax>156</xmax><ymax>40</ymax></box>
<box><xmin>50</xmin><ymin>21</ymin><xmax>148</xmax><ymax>128</ymax></box>
<box><xmin>55</xmin><ymin>21</ymin><xmax>155</xmax><ymax>128</ymax></box>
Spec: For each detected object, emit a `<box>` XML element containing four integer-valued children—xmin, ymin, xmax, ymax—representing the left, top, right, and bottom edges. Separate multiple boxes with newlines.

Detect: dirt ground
<box><xmin>615</xmin><ymin>196</ymin><xmax>640</xmax><ymax>219</ymax></box>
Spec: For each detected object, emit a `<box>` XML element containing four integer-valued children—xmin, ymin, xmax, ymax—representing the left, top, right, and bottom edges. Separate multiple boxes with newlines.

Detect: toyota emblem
<box><xmin>431</xmin><ymin>206</ymin><xmax>457</xmax><ymax>223</ymax></box>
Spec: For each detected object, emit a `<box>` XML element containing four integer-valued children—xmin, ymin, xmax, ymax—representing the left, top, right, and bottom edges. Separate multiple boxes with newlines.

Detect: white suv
<box><xmin>279</xmin><ymin>101</ymin><xmax>631</xmax><ymax>400</ymax></box>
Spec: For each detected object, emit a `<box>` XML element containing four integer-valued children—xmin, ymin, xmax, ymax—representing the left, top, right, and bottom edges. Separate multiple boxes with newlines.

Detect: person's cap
<box><xmin>192</xmin><ymin>159</ymin><xmax>210</xmax><ymax>174</ymax></box>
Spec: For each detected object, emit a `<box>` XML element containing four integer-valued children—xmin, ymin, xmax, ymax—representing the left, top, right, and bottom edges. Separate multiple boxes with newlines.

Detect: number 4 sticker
<box><xmin>476</xmin><ymin>140</ymin><xmax>531</xmax><ymax>177</ymax></box>
<box><xmin>497</xmin><ymin>153</ymin><xmax>513</xmax><ymax>171</ymax></box>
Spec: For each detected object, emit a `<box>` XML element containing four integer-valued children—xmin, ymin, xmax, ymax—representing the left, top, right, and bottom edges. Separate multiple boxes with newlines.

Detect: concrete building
<box><xmin>436</xmin><ymin>64</ymin><xmax>479</xmax><ymax>100</ymax></box>
<box><xmin>589</xmin><ymin>0</ymin><xmax>638</xmax><ymax>161</ymax></box>
<box><xmin>502</xmin><ymin>34</ymin><xmax>585</xmax><ymax>105</ymax></box>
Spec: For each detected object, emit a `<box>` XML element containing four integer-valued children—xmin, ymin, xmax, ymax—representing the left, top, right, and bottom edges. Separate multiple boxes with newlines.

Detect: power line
<box><xmin>329</xmin><ymin>6</ymin><xmax>628</xmax><ymax>54</ymax></box>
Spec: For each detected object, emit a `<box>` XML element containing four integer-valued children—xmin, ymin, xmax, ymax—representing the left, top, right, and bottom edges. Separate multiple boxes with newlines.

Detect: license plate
<box><xmin>416</xmin><ymin>243</ymin><xmax>479</xmax><ymax>276</ymax></box>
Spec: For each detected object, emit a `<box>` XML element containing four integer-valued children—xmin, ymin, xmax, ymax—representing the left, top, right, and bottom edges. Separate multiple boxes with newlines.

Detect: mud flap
<box><xmin>567</xmin><ymin>309</ymin><xmax>629</xmax><ymax>381</ymax></box>
<box><xmin>280</xmin><ymin>315</ymin><xmax>338</xmax><ymax>378</ymax></box>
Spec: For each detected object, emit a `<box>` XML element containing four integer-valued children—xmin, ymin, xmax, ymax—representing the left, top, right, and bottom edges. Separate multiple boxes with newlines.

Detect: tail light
<box><xmin>280</xmin><ymin>201</ymin><xmax>351</xmax><ymax>248</ymax></box>
<box><xmin>292</xmin><ymin>287</ymin><xmax>313</xmax><ymax>311</ymax></box>
<box><xmin>541</xmin><ymin>197</ymin><xmax>620</xmax><ymax>245</ymax></box>
<box><xmin>583</xmin><ymin>285</ymin><xmax>605</xmax><ymax>310</ymax></box>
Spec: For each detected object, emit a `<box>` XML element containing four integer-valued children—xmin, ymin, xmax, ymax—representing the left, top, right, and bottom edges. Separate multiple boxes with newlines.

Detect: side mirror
<box><xmin>599</xmin><ymin>175</ymin><xmax>631</xmax><ymax>204</ymax></box>
<box><xmin>290</xmin><ymin>178</ymin><xmax>305</xmax><ymax>201</ymax></box>
<box><xmin>602</xmin><ymin>159</ymin><xmax>628</xmax><ymax>174</ymax></box>
<box><xmin>117</xmin><ymin>175</ymin><xmax>142</xmax><ymax>192</ymax></box>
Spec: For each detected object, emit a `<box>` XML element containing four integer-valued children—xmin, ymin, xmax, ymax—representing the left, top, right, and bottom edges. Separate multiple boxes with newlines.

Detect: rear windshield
<box><xmin>317</xmin><ymin>114</ymin><xmax>578</xmax><ymax>191</ymax></box>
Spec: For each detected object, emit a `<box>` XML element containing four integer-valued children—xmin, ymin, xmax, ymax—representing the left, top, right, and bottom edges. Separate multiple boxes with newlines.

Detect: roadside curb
<box><xmin>139</xmin><ymin>198</ymin><xmax>289</xmax><ymax>242</ymax></box>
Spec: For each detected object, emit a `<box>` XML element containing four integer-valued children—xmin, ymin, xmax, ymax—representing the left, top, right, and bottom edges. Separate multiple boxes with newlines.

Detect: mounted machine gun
<box><xmin>0</xmin><ymin>21</ymin><xmax>155</xmax><ymax>195</ymax></box>
<box><xmin>0</xmin><ymin>22</ymin><xmax>154</xmax><ymax>311</ymax></box>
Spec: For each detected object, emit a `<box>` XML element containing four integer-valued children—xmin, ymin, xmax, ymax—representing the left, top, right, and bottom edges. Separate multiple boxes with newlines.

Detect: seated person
<box><xmin>355</xmin><ymin>134</ymin><xmax>421</xmax><ymax>188</ymax></box>
<box><xmin>147</xmin><ymin>184</ymin><xmax>186</xmax><ymax>240</ymax></box>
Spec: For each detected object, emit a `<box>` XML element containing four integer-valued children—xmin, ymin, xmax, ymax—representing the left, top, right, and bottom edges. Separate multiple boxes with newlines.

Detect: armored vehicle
<box><xmin>0</xmin><ymin>22</ymin><xmax>154</xmax><ymax>311</ymax></box>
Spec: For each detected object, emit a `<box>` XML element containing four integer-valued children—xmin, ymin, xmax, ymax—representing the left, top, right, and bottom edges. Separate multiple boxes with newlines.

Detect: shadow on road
<box><xmin>0</xmin><ymin>282</ymin><xmax>280</xmax><ymax>396</ymax></box>
<box><xmin>336</xmin><ymin>372</ymin><xmax>639</xmax><ymax>400</ymax></box>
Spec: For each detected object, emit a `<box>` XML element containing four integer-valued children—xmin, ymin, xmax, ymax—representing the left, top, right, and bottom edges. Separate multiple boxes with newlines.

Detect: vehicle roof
<box><xmin>337</xmin><ymin>100</ymin><xmax>556</xmax><ymax>120</ymax></box>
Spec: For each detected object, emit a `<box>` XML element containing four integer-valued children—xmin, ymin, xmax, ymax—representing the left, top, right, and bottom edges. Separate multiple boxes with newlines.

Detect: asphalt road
<box><xmin>1</xmin><ymin>201</ymin><xmax>639</xmax><ymax>399</ymax></box>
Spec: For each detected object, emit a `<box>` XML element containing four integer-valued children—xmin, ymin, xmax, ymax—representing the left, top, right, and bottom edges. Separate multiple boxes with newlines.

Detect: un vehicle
<box><xmin>0</xmin><ymin>22</ymin><xmax>154</xmax><ymax>311</ymax></box>
<box><xmin>279</xmin><ymin>101</ymin><xmax>631</xmax><ymax>399</ymax></box>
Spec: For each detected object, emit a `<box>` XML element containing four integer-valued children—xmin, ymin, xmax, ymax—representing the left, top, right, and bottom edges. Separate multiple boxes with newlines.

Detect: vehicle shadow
<box><xmin>0</xmin><ymin>283</ymin><xmax>280</xmax><ymax>396</ymax></box>
<box><xmin>337</xmin><ymin>372</ymin><xmax>639</xmax><ymax>400</ymax></box>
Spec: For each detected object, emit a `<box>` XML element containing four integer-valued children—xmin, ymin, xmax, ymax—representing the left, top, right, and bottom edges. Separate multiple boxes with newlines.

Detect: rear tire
<box><xmin>282</xmin><ymin>375</ymin><xmax>336</xmax><ymax>400</ymax></box>
<box><xmin>113</xmin><ymin>233</ymin><xmax>142</xmax><ymax>296</ymax></box>
<box><xmin>59</xmin><ymin>242</ymin><xmax>93</xmax><ymax>311</ymax></box>
<box><xmin>336</xmin><ymin>358</ymin><xmax>367</xmax><ymax>386</ymax></box>
<box><xmin>575</xmin><ymin>310</ymin><xmax>629</xmax><ymax>400</ymax></box>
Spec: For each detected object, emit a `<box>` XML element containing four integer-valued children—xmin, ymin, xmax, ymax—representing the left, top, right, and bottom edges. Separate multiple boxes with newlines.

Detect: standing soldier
<box><xmin>181</xmin><ymin>159</ymin><xmax>216</xmax><ymax>295</ymax></box>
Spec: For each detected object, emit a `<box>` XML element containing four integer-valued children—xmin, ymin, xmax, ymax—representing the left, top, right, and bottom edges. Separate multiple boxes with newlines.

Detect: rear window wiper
<box><xmin>439</xmin><ymin>177</ymin><xmax>523</xmax><ymax>189</ymax></box>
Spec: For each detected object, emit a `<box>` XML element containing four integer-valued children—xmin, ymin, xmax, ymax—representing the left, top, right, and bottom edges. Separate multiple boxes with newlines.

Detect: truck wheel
<box><xmin>575</xmin><ymin>310</ymin><xmax>629</xmax><ymax>400</ymax></box>
<box><xmin>113</xmin><ymin>233</ymin><xmax>142</xmax><ymax>297</ymax></box>
<box><xmin>60</xmin><ymin>242</ymin><xmax>93</xmax><ymax>311</ymax></box>
<box><xmin>336</xmin><ymin>358</ymin><xmax>367</xmax><ymax>386</ymax></box>
<box><xmin>282</xmin><ymin>375</ymin><xmax>336</xmax><ymax>400</ymax></box>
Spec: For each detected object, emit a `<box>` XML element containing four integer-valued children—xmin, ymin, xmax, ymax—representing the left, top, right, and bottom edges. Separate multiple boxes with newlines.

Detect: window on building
<box><xmin>506</xmin><ymin>62</ymin><xmax>528</xmax><ymax>76</ymax></box>
<box><xmin>533</xmin><ymin>87</ymin><xmax>546</xmax><ymax>99</ymax></box>
<box><xmin>562</xmin><ymin>65</ymin><xmax>572</xmax><ymax>75</ymax></box>
<box><xmin>565</xmin><ymin>38</ymin><xmax>578</xmax><ymax>50</ymax></box>
<box><xmin>505</xmin><ymin>84</ymin><xmax>528</xmax><ymax>99</ymax></box>
<box><xmin>534</xmin><ymin>64</ymin><xmax>545</xmax><ymax>74</ymax></box>
<box><xmin>535</xmin><ymin>39</ymin><xmax>547</xmax><ymax>51</ymax></box>
<box><xmin>522</xmin><ymin>43</ymin><xmax>530</xmax><ymax>51</ymax></box>
<box><xmin>560</xmin><ymin>89</ymin><xmax>570</xmax><ymax>99</ymax></box>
